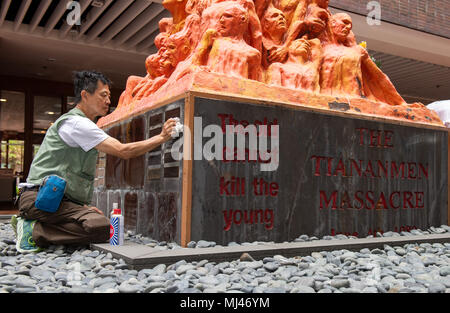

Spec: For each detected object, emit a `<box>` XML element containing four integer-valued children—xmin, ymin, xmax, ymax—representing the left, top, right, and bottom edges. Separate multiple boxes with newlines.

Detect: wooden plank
<box><xmin>23</xmin><ymin>91</ymin><xmax>34</xmax><ymax>180</ymax></box>
<box><xmin>189</xmin><ymin>89</ymin><xmax>447</xmax><ymax>132</ymax></box>
<box><xmin>99</xmin><ymin>93</ymin><xmax>187</xmax><ymax>129</ymax></box>
<box><xmin>180</xmin><ymin>94</ymin><xmax>194</xmax><ymax>247</ymax></box>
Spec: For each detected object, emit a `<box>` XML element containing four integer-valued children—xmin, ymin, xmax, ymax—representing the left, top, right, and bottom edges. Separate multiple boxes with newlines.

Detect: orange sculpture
<box><xmin>192</xmin><ymin>2</ymin><xmax>262</xmax><ymax>80</ymax></box>
<box><xmin>265</xmin><ymin>5</ymin><xmax>327</xmax><ymax>92</ymax></box>
<box><xmin>101</xmin><ymin>0</ymin><xmax>443</xmax><ymax>128</ymax></box>
<box><xmin>320</xmin><ymin>13</ymin><xmax>406</xmax><ymax>106</ymax></box>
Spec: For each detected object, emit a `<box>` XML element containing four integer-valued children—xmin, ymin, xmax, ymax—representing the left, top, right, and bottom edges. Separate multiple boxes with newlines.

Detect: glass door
<box><xmin>0</xmin><ymin>90</ymin><xmax>25</xmax><ymax>203</ymax></box>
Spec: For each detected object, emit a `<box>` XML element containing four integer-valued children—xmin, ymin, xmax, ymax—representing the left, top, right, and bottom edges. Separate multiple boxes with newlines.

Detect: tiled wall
<box><xmin>330</xmin><ymin>0</ymin><xmax>450</xmax><ymax>38</ymax></box>
<box><xmin>92</xmin><ymin>100</ymin><xmax>184</xmax><ymax>243</ymax></box>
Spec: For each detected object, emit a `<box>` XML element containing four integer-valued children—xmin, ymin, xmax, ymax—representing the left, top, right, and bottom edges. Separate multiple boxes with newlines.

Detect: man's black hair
<box><xmin>73</xmin><ymin>70</ymin><xmax>112</xmax><ymax>104</ymax></box>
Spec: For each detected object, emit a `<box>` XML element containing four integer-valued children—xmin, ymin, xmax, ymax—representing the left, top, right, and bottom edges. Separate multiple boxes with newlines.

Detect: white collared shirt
<box><xmin>58</xmin><ymin>116</ymin><xmax>109</xmax><ymax>152</ymax></box>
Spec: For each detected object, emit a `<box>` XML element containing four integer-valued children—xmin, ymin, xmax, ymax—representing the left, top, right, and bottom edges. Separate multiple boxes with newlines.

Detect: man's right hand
<box><xmin>96</xmin><ymin>117</ymin><xmax>179</xmax><ymax>160</ymax></box>
<box><xmin>85</xmin><ymin>205</ymin><xmax>104</xmax><ymax>215</ymax></box>
<box><xmin>160</xmin><ymin>118</ymin><xmax>178</xmax><ymax>141</ymax></box>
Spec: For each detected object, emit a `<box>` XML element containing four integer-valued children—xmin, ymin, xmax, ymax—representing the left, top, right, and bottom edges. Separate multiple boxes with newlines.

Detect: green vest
<box><xmin>27</xmin><ymin>108</ymin><xmax>98</xmax><ymax>205</ymax></box>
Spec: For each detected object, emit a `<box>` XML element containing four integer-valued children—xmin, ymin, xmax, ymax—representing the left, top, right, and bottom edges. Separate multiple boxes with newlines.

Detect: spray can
<box><xmin>110</xmin><ymin>203</ymin><xmax>124</xmax><ymax>246</ymax></box>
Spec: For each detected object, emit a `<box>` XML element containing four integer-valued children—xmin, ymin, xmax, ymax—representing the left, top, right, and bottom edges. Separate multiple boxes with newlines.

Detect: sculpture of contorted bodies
<box><xmin>117</xmin><ymin>0</ymin><xmax>204</xmax><ymax>107</ymax></box>
<box><xmin>266</xmin><ymin>38</ymin><xmax>322</xmax><ymax>92</ymax></box>
<box><xmin>265</xmin><ymin>5</ymin><xmax>326</xmax><ymax>92</ymax></box>
<box><xmin>135</xmin><ymin>14</ymin><xmax>201</xmax><ymax>97</ymax></box>
<box><xmin>320</xmin><ymin>13</ymin><xmax>407</xmax><ymax>105</ymax></box>
<box><xmin>191</xmin><ymin>2</ymin><xmax>262</xmax><ymax>80</ymax></box>
<box><xmin>113</xmin><ymin>0</ymin><xmax>431</xmax><ymax>126</ymax></box>
<box><xmin>161</xmin><ymin>0</ymin><xmax>189</xmax><ymax>33</ymax></box>
<box><xmin>261</xmin><ymin>6</ymin><xmax>287</xmax><ymax>67</ymax></box>
<box><xmin>200</xmin><ymin>0</ymin><xmax>263</xmax><ymax>54</ymax></box>
<box><xmin>267</xmin><ymin>0</ymin><xmax>329</xmax><ymax>63</ymax></box>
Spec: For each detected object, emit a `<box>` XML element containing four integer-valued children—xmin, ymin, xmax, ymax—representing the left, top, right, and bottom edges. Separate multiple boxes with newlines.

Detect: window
<box><xmin>0</xmin><ymin>90</ymin><xmax>25</xmax><ymax>133</ymax></box>
<box><xmin>33</xmin><ymin>144</ymin><xmax>41</xmax><ymax>159</ymax></box>
<box><xmin>1</xmin><ymin>140</ymin><xmax>24</xmax><ymax>175</ymax></box>
<box><xmin>33</xmin><ymin>96</ymin><xmax>61</xmax><ymax>136</ymax></box>
<box><xmin>0</xmin><ymin>90</ymin><xmax>25</xmax><ymax>175</ymax></box>
<box><xmin>67</xmin><ymin>96</ymin><xmax>77</xmax><ymax>111</ymax></box>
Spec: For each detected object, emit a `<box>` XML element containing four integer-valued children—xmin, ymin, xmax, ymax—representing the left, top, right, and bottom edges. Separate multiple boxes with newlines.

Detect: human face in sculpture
<box><xmin>146</xmin><ymin>54</ymin><xmax>163</xmax><ymax>78</ymax></box>
<box><xmin>263</xmin><ymin>7</ymin><xmax>287</xmax><ymax>35</ymax></box>
<box><xmin>331</xmin><ymin>13</ymin><xmax>353</xmax><ymax>43</ymax></box>
<box><xmin>289</xmin><ymin>38</ymin><xmax>311</xmax><ymax>61</ymax></box>
<box><xmin>159</xmin><ymin>40</ymin><xmax>178</xmax><ymax>75</ymax></box>
<box><xmin>217</xmin><ymin>6</ymin><xmax>248</xmax><ymax>37</ymax></box>
<box><xmin>305</xmin><ymin>7</ymin><xmax>329</xmax><ymax>37</ymax></box>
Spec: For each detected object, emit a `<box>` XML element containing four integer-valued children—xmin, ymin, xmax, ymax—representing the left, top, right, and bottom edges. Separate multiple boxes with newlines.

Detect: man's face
<box><xmin>85</xmin><ymin>81</ymin><xmax>111</xmax><ymax>117</ymax></box>
<box><xmin>263</xmin><ymin>8</ymin><xmax>287</xmax><ymax>35</ymax></box>
<box><xmin>331</xmin><ymin>14</ymin><xmax>352</xmax><ymax>41</ymax></box>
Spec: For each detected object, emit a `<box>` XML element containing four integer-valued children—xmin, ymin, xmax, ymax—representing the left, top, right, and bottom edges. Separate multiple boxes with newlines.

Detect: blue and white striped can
<box><xmin>110</xmin><ymin>213</ymin><xmax>124</xmax><ymax>246</ymax></box>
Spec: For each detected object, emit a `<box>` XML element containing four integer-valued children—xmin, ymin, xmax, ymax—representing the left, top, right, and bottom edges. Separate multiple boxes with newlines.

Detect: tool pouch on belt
<box><xmin>35</xmin><ymin>175</ymin><xmax>67</xmax><ymax>213</ymax></box>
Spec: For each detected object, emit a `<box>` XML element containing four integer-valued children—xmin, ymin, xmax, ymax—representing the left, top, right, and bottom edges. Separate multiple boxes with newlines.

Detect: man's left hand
<box><xmin>85</xmin><ymin>205</ymin><xmax>104</xmax><ymax>215</ymax></box>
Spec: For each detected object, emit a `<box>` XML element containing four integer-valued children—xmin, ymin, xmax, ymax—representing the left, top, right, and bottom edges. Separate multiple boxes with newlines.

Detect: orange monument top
<box><xmin>97</xmin><ymin>0</ymin><xmax>443</xmax><ymax>128</ymax></box>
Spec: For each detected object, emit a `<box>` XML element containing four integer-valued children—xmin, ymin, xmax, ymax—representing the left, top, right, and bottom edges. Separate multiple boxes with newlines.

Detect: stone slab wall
<box><xmin>190</xmin><ymin>97</ymin><xmax>448</xmax><ymax>244</ymax></box>
<box><xmin>92</xmin><ymin>100</ymin><xmax>184</xmax><ymax>242</ymax></box>
<box><xmin>93</xmin><ymin>94</ymin><xmax>448</xmax><ymax>245</ymax></box>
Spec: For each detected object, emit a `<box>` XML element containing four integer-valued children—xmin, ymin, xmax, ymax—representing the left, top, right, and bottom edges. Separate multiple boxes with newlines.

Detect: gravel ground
<box><xmin>1</xmin><ymin>222</ymin><xmax>450</xmax><ymax>293</ymax></box>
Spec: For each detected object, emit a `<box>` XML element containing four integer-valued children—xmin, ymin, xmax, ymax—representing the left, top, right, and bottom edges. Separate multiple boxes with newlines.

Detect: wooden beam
<box><xmin>180</xmin><ymin>94</ymin><xmax>194</xmax><ymax>247</ymax></box>
<box><xmin>59</xmin><ymin>0</ymin><xmax>92</xmax><ymax>39</ymax></box>
<box><xmin>0</xmin><ymin>0</ymin><xmax>12</xmax><ymax>28</ymax></box>
<box><xmin>14</xmin><ymin>0</ymin><xmax>32</xmax><ymax>31</ymax></box>
<box><xmin>100</xmin><ymin>0</ymin><xmax>153</xmax><ymax>45</ymax></box>
<box><xmin>23</xmin><ymin>91</ymin><xmax>33</xmax><ymax>180</ymax></box>
<box><xmin>44</xmin><ymin>0</ymin><xmax>69</xmax><ymax>36</ymax></box>
<box><xmin>124</xmin><ymin>17</ymin><xmax>162</xmax><ymax>49</ymax></box>
<box><xmin>136</xmin><ymin>29</ymin><xmax>159</xmax><ymax>52</ymax></box>
<box><xmin>85</xmin><ymin>0</ymin><xmax>134</xmax><ymax>43</ymax></box>
<box><xmin>113</xmin><ymin>5</ymin><xmax>165</xmax><ymax>47</ymax></box>
<box><xmin>76</xmin><ymin>0</ymin><xmax>113</xmax><ymax>39</ymax></box>
<box><xmin>29</xmin><ymin>0</ymin><xmax>52</xmax><ymax>33</ymax></box>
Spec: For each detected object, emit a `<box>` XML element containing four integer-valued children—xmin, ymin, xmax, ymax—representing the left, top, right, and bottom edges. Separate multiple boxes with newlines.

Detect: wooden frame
<box><xmin>180</xmin><ymin>94</ymin><xmax>195</xmax><ymax>246</ymax></box>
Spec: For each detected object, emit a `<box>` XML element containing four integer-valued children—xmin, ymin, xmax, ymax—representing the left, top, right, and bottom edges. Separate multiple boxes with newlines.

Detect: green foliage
<box><xmin>371</xmin><ymin>56</ymin><xmax>382</xmax><ymax>69</ymax></box>
<box><xmin>1</xmin><ymin>140</ymin><xmax>24</xmax><ymax>171</ymax></box>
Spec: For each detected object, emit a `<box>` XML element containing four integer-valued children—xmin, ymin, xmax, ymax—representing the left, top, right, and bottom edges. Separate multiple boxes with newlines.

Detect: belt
<box><xmin>14</xmin><ymin>186</ymin><xmax>39</xmax><ymax>208</ymax></box>
<box><xmin>21</xmin><ymin>186</ymin><xmax>81</xmax><ymax>202</ymax></box>
<box><xmin>21</xmin><ymin>186</ymin><xmax>40</xmax><ymax>192</ymax></box>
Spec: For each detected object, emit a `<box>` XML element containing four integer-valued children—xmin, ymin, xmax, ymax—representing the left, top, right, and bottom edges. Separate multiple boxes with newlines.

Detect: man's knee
<box><xmin>84</xmin><ymin>215</ymin><xmax>110</xmax><ymax>241</ymax></box>
<box><xmin>18</xmin><ymin>191</ymin><xmax>38</xmax><ymax>219</ymax></box>
<box><xmin>32</xmin><ymin>223</ymin><xmax>50</xmax><ymax>248</ymax></box>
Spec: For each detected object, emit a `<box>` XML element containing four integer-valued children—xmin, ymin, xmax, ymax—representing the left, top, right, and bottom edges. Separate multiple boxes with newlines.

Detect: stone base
<box><xmin>94</xmin><ymin>90</ymin><xmax>448</xmax><ymax>247</ymax></box>
<box><xmin>91</xmin><ymin>233</ymin><xmax>450</xmax><ymax>269</ymax></box>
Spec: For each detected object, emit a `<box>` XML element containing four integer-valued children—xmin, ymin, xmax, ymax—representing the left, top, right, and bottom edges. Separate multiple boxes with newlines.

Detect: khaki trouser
<box><xmin>18</xmin><ymin>191</ymin><xmax>110</xmax><ymax>247</ymax></box>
